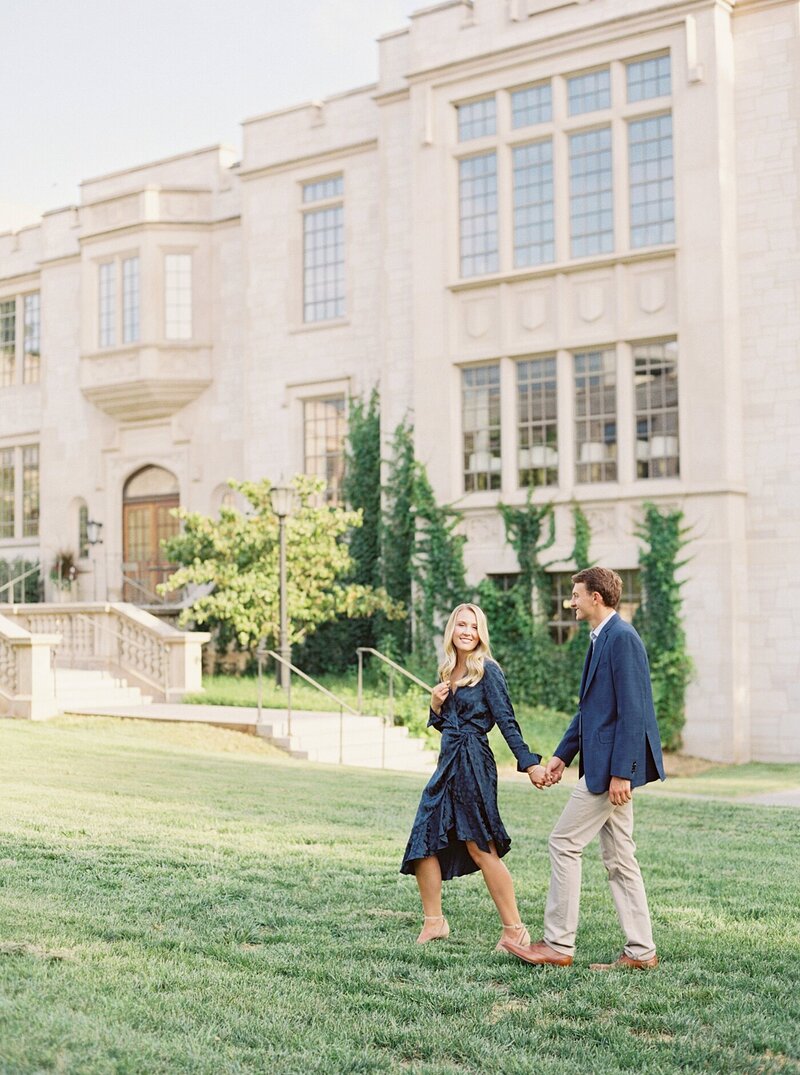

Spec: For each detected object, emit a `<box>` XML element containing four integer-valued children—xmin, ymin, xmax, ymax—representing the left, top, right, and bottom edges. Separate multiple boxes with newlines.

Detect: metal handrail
<box><xmin>120</xmin><ymin>573</ymin><xmax>168</xmax><ymax>605</ymax></box>
<box><xmin>0</xmin><ymin>563</ymin><xmax>41</xmax><ymax>604</ymax></box>
<box><xmin>70</xmin><ymin>611</ymin><xmax>169</xmax><ymax>697</ymax></box>
<box><xmin>356</xmin><ymin>646</ymin><xmax>434</xmax><ymax>720</ymax></box>
<box><xmin>256</xmin><ymin>648</ymin><xmax>361</xmax><ymax>763</ymax></box>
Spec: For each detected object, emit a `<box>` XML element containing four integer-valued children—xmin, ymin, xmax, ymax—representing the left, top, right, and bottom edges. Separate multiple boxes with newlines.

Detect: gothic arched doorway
<box><xmin>122</xmin><ymin>466</ymin><xmax>180</xmax><ymax>602</ymax></box>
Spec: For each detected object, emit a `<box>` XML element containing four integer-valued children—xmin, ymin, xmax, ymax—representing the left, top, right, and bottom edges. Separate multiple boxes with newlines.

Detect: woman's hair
<box><xmin>439</xmin><ymin>603</ymin><xmax>493</xmax><ymax>687</ymax></box>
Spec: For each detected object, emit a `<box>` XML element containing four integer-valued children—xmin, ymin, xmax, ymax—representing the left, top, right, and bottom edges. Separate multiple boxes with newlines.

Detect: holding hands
<box><xmin>527</xmin><ymin>756</ymin><xmax>566</xmax><ymax>790</ymax></box>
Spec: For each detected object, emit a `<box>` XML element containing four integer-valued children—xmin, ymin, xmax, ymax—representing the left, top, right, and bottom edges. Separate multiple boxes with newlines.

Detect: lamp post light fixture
<box><xmin>86</xmin><ymin>519</ymin><xmax>103</xmax><ymax>601</ymax></box>
<box><xmin>268</xmin><ymin>483</ymin><xmax>295</xmax><ymax>690</ymax></box>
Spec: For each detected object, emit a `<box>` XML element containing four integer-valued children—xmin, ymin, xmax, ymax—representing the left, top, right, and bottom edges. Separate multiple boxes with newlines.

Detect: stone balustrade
<box><xmin>0</xmin><ymin>602</ymin><xmax>210</xmax><ymax>708</ymax></box>
<box><xmin>0</xmin><ymin>612</ymin><xmax>60</xmax><ymax>719</ymax></box>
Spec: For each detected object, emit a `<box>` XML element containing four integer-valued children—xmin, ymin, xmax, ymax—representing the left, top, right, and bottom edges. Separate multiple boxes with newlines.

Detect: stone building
<box><xmin>1</xmin><ymin>0</ymin><xmax>797</xmax><ymax>761</ymax></box>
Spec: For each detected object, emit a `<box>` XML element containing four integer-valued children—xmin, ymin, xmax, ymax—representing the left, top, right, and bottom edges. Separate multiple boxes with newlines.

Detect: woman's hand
<box><xmin>527</xmin><ymin>764</ymin><xmax>549</xmax><ymax>789</ymax></box>
<box><xmin>430</xmin><ymin>682</ymin><xmax>450</xmax><ymax>715</ymax></box>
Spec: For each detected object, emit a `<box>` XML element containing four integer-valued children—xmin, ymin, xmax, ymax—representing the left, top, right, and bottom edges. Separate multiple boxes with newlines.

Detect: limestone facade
<box><xmin>1</xmin><ymin>0</ymin><xmax>797</xmax><ymax>761</ymax></box>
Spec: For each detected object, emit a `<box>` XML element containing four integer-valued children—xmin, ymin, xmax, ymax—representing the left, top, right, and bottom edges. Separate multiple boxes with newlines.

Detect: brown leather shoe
<box><xmin>589</xmin><ymin>952</ymin><xmax>659</xmax><ymax>970</ymax></box>
<box><xmin>500</xmin><ymin>939</ymin><xmax>573</xmax><ymax>966</ymax></box>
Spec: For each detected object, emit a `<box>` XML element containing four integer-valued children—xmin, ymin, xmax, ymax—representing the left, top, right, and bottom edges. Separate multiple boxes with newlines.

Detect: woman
<box><xmin>401</xmin><ymin>603</ymin><xmax>548</xmax><ymax>949</ymax></box>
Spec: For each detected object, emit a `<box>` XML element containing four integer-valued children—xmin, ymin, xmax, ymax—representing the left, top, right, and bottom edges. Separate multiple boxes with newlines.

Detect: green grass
<box><xmin>1</xmin><ymin>716</ymin><xmax>798</xmax><ymax>1075</ymax></box>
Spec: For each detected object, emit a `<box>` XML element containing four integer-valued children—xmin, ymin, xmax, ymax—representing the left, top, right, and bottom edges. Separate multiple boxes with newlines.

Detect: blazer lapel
<box><xmin>578</xmin><ymin>644</ymin><xmax>592</xmax><ymax>698</ymax></box>
<box><xmin>581</xmin><ymin>618</ymin><xmax>615</xmax><ymax>698</ymax></box>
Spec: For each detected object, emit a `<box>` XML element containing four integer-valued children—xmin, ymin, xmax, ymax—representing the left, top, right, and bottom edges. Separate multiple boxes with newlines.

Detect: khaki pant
<box><xmin>543</xmin><ymin>776</ymin><xmax>656</xmax><ymax>960</ymax></box>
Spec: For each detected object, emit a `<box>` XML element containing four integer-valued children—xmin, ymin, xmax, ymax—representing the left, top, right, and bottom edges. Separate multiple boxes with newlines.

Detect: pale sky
<box><xmin>2</xmin><ymin>0</ymin><xmax>419</xmax><ymax>232</ymax></box>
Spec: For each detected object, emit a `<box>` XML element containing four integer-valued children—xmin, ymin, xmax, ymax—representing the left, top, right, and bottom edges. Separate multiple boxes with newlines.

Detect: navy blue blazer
<box><xmin>554</xmin><ymin>614</ymin><xmax>665</xmax><ymax>794</ymax></box>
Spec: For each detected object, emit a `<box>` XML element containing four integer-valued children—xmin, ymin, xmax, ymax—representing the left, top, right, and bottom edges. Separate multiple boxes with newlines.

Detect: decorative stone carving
<box><xmin>464</xmin><ymin>300</ymin><xmax>491</xmax><ymax>339</ymax></box>
<box><xmin>584</xmin><ymin>506</ymin><xmax>616</xmax><ymax>538</ymax></box>
<box><xmin>637</xmin><ymin>273</ymin><xmax>667</xmax><ymax>314</ymax></box>
<box><xmin>577</xmin><ymin>283</ymin><xmax>605</xmax><ymax>323</ymax></box>
<box><xmin>463</xmin><ymin>514</ymin><xmax>502</xmax><ymax>545</ymax></box>
<box><xmin>79</xmin><ymin>346</ymin><xmax>212</xmax><ymax>420</ymax></box>
<box><xmin>518</xmin><ymin>290</ymin><xmax>548</xmax><ymax>331</ymax></box>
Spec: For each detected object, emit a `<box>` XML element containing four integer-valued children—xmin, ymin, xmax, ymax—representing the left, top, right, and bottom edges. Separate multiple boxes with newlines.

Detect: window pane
<box><xmin>513</xmin><ymin>140</ymin><xmax>555</xmax><ymax>267</ymax></box>
<box><xmin>303</xmin><ymin>205</ymin><xmax>345</xmax><ymax>323</ymax></box>
<box><xmin>550</xmin><ymin>569</ymin><xmax>640</xmax><ymax>642</ymax></box>
<box><xmin>303</xmin><ymin>397</ymin><xmax>346</xmax><ymax>503</ymax></box>
<box><xmin>511</xmin><ymin>82</ymin><xmax>552</xmax><ymax>128</ymax></box>
<box><xmin>0</xmin><ymin>448</ymin><xmax>13</xmax><ymax>538</ymax></box>
<box><xmin>569</xmin><ymin>127</ymin><xmax>613</xmax><ymax>257</ymax></box>
<box><xmin>629</xmin><ymin>113</ymin><xmax>674</xmax><ymax>248</ymax></box>
<box><xmin>122</xmin><ymin>256</ymin><xmax>140</xmax><ymax>344</ymax></box>
<box><xmin>79</xmin><ymin>502</ymin><xmax>90</xmax><ymax>558</ymax></box>
<box><xmin>617</xmin><ymin>569</ymin><xmax>642</xmax><ymax>623</ymax></box>
<box><xmin>549</xmin><ymin>571</ymin><xmax>578</xmax><ymax>644</ymax></box>
<box><xmin>22</xmin><ymin>444</ymin><xmax>39</xmax><ymax>537</ymax></box>
<box><xmin>98</xmin><ymin>262</ymin><xmax>115</xmax><ymax>347</ymax></box>
<box><xmin>303</xmin><ymin>175</ymin><xmax>344</xmax><ymax>203</ymax></box>
<box><xmin>634</xmin><ymin>339</ymin><xmax>679</xmax><ymax>478</ymax></box>
<box><xmin>459</xmin><ymin>152</ymin><xmax>498</xmax><ymax>277</ymax></box>
<box><xmin>574</xmin><ymin>349</ymin><xmax>617</xmax><ymax>482</ymax></box>
<box><xmin>568</xmin><ymin>69</ymin><xmax>611</xmax><ymax>115</ymax></box>
<box><xmin>0</xmin><ymin>299</ymin><xmax>15</xmax><ymax>387</ymax></box>
<box><xmin>517</xmin><ymin>357</ymin><xmax>558</xmax><ymax>488</ymax></box>
<box><xmin>462</xmin><ymin>365</ymin><xmax>501</xmax><ymax>492</ymax></box>
<box><xmin>627</xmin><ymin>55</ymin><xmax>671</xmax><ymax>102</ymax></box>
<box><xmin>23</xmin><ymin>292</ymin><xmax>40</xmax><ymax>384</ymax></box>
<box><xmin>165</xmin><ymin>253</ymin><xmax>192</xmax><ymax>340</ymax></box>
<box><xmin>458</xmin><ymin>97</ymin><xmax>496</xmax><ymax>141</ymax></box>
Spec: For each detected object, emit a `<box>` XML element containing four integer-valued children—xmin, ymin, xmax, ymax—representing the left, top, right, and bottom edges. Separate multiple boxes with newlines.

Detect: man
<box><xmin>504</xmin><ymin>567</ymin><xmax>665</xmax><ymax>970</ymax></box>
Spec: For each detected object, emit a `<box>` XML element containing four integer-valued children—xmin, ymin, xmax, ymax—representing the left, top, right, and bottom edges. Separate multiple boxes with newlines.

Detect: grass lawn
<box><xmin>1</xmin><ymin>716</ymin><xmax>799</xmax><ymax>1075</ymax></box>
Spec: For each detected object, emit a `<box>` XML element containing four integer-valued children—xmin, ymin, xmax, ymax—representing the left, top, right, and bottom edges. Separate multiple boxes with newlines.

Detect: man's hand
<box><xmin>527</xmin><ymin>764</ymin><xmax>548</xmax><ymax>789</ymax></box>
<box><xmin>430</xmin><ymin>682</ymin><xmax>450</xmax><ymax>715</ymax></box>
<box><xmin>609</xmin><ymin>776</ymin><xmax>632</xmax><ymax>806</ymax></box>
<box><xmin>545</xmin><ymin>757</ymin><xmax>566</xmax><ymax>785</ymax></box>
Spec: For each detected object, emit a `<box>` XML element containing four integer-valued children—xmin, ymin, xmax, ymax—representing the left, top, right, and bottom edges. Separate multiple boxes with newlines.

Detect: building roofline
<box><xmin>242</xmin><ymin>81</ymin><xmax>379</xmax><ymax>127</ymax></box>
<box><xmin>79</xmin><ymin>143</ymin><xmax>238</xmax><ymax>187</ymax></box>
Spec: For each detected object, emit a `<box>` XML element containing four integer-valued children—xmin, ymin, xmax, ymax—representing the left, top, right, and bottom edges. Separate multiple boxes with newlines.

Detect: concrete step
<box><xmin>54</xmin><ymin>667</ymin><xmax>151</xmax><ymax>709</ymax></box>
<box><xmin>56</xmin><ymin>701</ymin><xmax>440</xmax><ymax>774</ymax></box>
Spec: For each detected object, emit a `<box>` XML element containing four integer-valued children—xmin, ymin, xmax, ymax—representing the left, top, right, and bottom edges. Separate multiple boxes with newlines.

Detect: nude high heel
<box><xmin>495</xmin><ymin>923</ymin><xmax>530</xmax><ymax>952</ymax></box>
<box><xmin>416</xmin><ymin>915</ymin><xmax>450</xmax><ymax>944</ymax></box>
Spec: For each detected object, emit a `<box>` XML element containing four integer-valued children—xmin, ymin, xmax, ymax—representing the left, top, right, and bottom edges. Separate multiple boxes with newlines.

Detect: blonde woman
<box><xmin>401</xmin><ymin>603</ymin><xmax>549</xmax><ymax>949</ymax></box>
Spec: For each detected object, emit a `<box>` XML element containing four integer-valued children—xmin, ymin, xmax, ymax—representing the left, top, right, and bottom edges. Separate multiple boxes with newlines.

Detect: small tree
<box><xmin>162</xmin><ymin>474</ymin><xmax>403</xmax><ymax>650</ymax></box>
<box><xmin>380</xmin><ymin>419</ymin><xmax>416</xmax><ymax>655</ymax></box>
<box><xmin>410</xmin><ymin>463</ymin><xmax>467</xmax><ymax>665</ymax></box>
<box><xmin>297</xmin><ymin>389</ymin><xmax>383</xmax><ymax>672</ymax></box>
<box><xmin>634</xmin><ymin>502</ymin><xmax>694</xmax><ymax>751</ymax></box>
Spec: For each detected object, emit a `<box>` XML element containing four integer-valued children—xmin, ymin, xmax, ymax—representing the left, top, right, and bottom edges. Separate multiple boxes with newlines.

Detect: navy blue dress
<box><xmin>401</xmin><ymin>660</ymin><xmax>541</xmax><ymax>881</ymax></box>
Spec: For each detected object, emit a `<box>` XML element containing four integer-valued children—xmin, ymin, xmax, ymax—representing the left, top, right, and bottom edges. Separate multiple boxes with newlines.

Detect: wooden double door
<box><xmin>122</xmin><ymin>467</ymin><xmax>180</xmax><ymax>603</ymax></box>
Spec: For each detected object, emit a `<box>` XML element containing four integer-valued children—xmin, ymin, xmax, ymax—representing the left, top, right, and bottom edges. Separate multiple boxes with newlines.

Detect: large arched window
<box><xmin>122</xmin><ymin>466</ymin><xmax>180</xmax><ymax>603</ymax></box>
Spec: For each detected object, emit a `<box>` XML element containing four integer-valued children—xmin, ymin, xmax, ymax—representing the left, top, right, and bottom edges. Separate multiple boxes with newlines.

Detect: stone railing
<box><xmin>0</xmin><ymin>612</ymin><xmax>60</xmax><ymax>720</ymax></box>
<box><xmin>0</xmin><ymin>602</ymin><xmax>209</xmax><ymax>704</ymax></box>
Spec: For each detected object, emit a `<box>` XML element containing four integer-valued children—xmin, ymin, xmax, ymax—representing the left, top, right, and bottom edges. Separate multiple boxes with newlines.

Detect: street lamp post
<box><xmin>268</xmin><ymin>484</ymin><xmax>294</xmax><ymax>691</ymax></box>
<box><xmin>86</xmin><ymin>519</ymin><xmax>104</xmax><ymax>601</ymax></box>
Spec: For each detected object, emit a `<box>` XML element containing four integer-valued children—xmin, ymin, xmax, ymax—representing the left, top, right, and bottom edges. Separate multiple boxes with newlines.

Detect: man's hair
<box><xmin>571</xmin><ymin>567</ymin><xmax>623</xmax><ymax>609</ymax></box>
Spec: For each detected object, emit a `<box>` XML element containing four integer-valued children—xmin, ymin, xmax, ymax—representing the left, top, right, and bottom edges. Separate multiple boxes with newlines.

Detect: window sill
<box><xmin>449</xmin><ymin>245</ymin><xmax>676</xmax><ymax>291</ymax></box>
<box><xmin>289</xmin><ymin>317</ymin><xmax>351</xmax><ymax>335</ymax></box>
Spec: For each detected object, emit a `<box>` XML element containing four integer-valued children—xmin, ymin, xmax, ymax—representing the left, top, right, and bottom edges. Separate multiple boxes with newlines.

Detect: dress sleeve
<box><xmin>483</xmin><ymin>661</ymin><xmax>541</xmax><ymax>772</ymax></box>
<box><xmin>427</xmin><ymin>706</ymin><xmax>444</xmax><ymax>732</ymax></box>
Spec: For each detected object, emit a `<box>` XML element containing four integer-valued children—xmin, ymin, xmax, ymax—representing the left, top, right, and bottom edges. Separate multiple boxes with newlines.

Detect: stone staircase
<box><xmin>55</xmin><ymin>667</ymin><xmax>154</xmax><ymax>709</ymax></box>
<box><xmin>256</xmin><ymin>710</ymin><xmax>438</xmax><ymax>771</ymax></box>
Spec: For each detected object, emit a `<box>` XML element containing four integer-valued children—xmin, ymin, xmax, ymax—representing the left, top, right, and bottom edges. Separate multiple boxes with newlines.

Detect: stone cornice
<box><xmin>448</xmin><ymin>246</ymin><xmax>676</xmax><ymax>293</ymax></box>
<box><xmin>403</xmin><ymin>0</ymin><xmax>730</xmax><ymax>87</ymax></box>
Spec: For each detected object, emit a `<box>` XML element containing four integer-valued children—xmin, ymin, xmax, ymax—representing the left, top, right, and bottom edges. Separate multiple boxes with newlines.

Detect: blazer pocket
<box><xmin>597</xmin><ymin>730</ymin><xmax>615</xmax><ymax>745</ymax></box>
